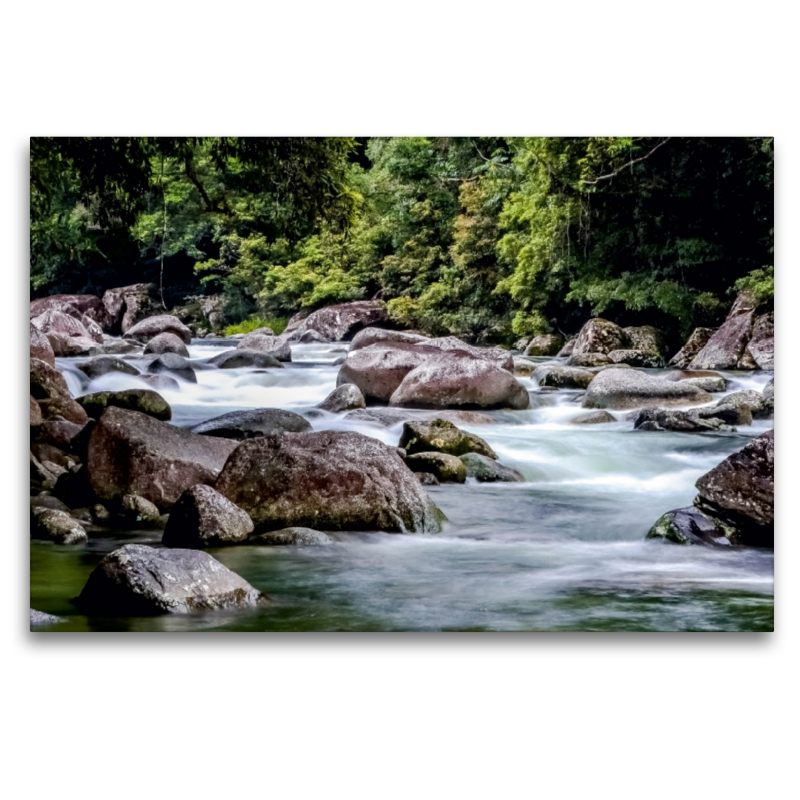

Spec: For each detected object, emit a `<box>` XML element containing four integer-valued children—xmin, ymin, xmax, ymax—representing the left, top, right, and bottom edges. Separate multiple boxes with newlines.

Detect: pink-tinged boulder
<box><xmin>86</xmin><ymin>407</ymin><xmax>238</xmax><ymax>511</ymax></box>
<box><xmin>289</xmin><ymin>300</ymin><xmax>391</xmax><ymax>342</ymax></box>
<box><xmin>30</xmin><ymin>294</ymin><xmax>111</xmax><ymax>330</ymax></box>
<box><xmin>689</xmin><ymin>292</ymin><xmax>758</xmax><ymax>370</ymax></box>
<box><xmin>668</xmin><ymin>327</ymin><xmax>716</xmax><ymax>368</ymax></box>
<box><xmin>745</xmin><ymin>312</ymin><xmax>774</xmax><ymax>370</ymax></box>
<box><xmin>215</xmin><ymin>430</ymin><xmax>446</xmax><ymax>533</ymax></box>
<box><xmin>31</xmin><ymin>308</ymin><xmax>103</xmax><ymax>344</ymax></box>
<box><xmin>123</xmin><ymin>314</ymin><xmax>192</xmax><ymax>344</ymax></box>
<box><xmin>337</xmin><ymin>344</ymin><xmax>429</xmax><ymax>403</ymax></box>
<box><xmin>389</xmin><ymin>354</ymin><xmax>529</xmax><ymax>410</ymax></box>
<box><xmin>162</xmin><ymin>484</ymin><xmax>254</xmax><ymax>548</ymax></box>
<box><xmin>30</xmin><ymin>323</ymin><xmax>55</xmax><ymax>366</ymax></box>
<box><xmin>349</xmin><ymin>328</ymin><xmax>430</xmax><ymax>352</ymax></box>
<box><xmin>102</xmin><ymin>283</ymin><xmax>160</xmax><ymax>333</ymax></box>
<box><xmin>29</xmin><ymin>358</ymin><xmax>88</xmax><ymax>425</ymax></box>
<box><xmin>143</xmin><ymin>332</ymin><xmax>190</xmax><ymax>357</ymax></box>
<box><xmin>424</xmin><ymin>337</ymin><xmax>514</xmax><ymax>372</ymax></box>
<box><xmin>236</xmin><ymin>332</ymin><xmax>291</xmax><ymax>361</ymax></box>
<box><xmin>572</xmin><ymin>318</ymin><xmax>628</xmax><ymax>355</ymax></box>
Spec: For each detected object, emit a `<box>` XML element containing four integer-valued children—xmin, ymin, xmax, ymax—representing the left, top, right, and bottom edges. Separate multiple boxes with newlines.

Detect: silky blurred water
<box><xmin>34</xmin><ymin>341</ymin><xmax>773</xmax><ymax>631</ymax></box>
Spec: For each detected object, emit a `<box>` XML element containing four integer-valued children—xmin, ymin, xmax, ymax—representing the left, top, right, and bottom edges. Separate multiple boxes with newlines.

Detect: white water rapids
<box><xmin>39</xmin><ymin>339</ymin><xmax>773</xmax><ymax>631</ymax></box>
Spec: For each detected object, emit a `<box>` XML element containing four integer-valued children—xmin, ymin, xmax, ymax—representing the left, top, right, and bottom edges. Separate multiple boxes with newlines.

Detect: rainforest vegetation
<box><xmin>30</xmin><ymin>136</ymin><xmax>774</xmax><ymax>345</ymax></box>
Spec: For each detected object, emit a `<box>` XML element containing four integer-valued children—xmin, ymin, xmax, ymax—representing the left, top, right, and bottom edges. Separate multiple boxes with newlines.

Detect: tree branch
<box><xmin>580</xmin><ymin>138</ymin><xmax>671</xmax><ymax>185</ymax></box>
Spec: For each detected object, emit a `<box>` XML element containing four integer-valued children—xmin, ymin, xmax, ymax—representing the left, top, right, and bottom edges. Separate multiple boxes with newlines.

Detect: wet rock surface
<box><xmin>459</xmin><ymin>453</ymin><xmax>524</xmax><ymax>482</ymax></box>
<box><xmin>191</xmin><ymin>408</ymin><xmax>312</xmax><ymax>439</ymax></box>
<box><xmin>398</xmin><ymin>419</ymin><xmax>497</xmax><ymax>459</ymax></box>
<box><xmin>77</xmin><ymin>389</ymin><xmax>171</xmax><ymax>421</ymax></box>
<box><xmin>163</xmin><ymin>485</ymin><xmax>254</xmax><ymax>548</ymax></box>
<box><xmin>582</xmin><ymin>368</ymin><xmax>713</xmax><ymax>410</ymax></box>
<box><xmin>249</xmin><ymin>527</ymin><xmax>334</xmax><ymax>546</ymax></box>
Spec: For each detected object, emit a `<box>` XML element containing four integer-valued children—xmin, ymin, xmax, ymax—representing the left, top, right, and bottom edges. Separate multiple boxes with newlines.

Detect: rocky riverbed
<box><xmin>30</xmin><ymin>296</ymin><xmax>774</xmax><ymax>632</ymax></box>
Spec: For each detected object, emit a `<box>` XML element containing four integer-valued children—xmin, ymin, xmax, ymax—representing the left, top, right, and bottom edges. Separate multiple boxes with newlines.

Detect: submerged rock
<box><xmin>459</xmin><ymin>453</ymin><xmax>524</xmax><ymax>482</ymax></box>
<box><xmin>191</xmin><ymin>408</ymin><xmax>312</xmax><ymax>439</ymax></box>
<box><xmin>75</xmin><ymin>544</ymin><xmax>264</xmax><ymax>615</ymax></box>
<box><xmin>123</xmin><ymin>314</ymin><xmax>192</xmax><ymax>344</ymax></box>
<box><xmin>582</xmin><ymin>368</ymin><xmax>713</xmax><ymax>410</ymax></box>
<box><xmin>86</xmin><ymin>407</ymin><xmax>238</xmax><ymax>510</ymax></box>
<box><xmin>404</xmin><ymin>452</ymin><xmax>467</xmax><ymax>483</ymax></box>
<box><xmin>163</xmin><ymin>484</ymin><xmax>254</xmax><ymax>548</ymax></box>
<box><xmin>215</xmin><ymin>430</ymin><xmax>446</xmax><ymax>533</ymax></box>
<box><xmin>147</xmin><ymin>353</ymin><xmax>197</xmax><ymax>383</ymax></box>
<box><xmin>249</xmin><ymin>527</ymin><xmax>333</xmax><ymax>546</ymax></box>
<box><xmin>78</xmin><ymin>356</ymin><xmax>141</xmax><ymax>380</ymax></box>
<box><xmin>570</xmin><ymin>410</ymin><xmax>617</xmax><ymax>424</ymax></box>
<box><xmin>207</xmin><ymin>349</ymin><xmax>283</xmax><ymax>369</ymax></box>
<box><xmin>398</xmin><ymin>419</ymin><xmax>497</xmax><ymax>459</ymax></box>
<box><xmin>77</xmin><ymin>389</ymin><xmax>171</xmax><ymax>422</ymax></box>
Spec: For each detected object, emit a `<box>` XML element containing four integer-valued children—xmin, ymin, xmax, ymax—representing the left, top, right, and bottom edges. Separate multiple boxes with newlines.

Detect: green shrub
<box><xmin>223</xmin><ymin>316</ymin><xmax>289</xmax><ymax>337</ymax></box>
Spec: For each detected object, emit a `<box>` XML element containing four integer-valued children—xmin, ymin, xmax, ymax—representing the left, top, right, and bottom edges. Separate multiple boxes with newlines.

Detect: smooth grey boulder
<box><xmin>86</xmin><ymin>407</ymin><xmax>238</xmax><ymax>511</ymax></box>
<box><xmin>459</xmin><ymin>453</ymin><xmax>524</xmax><ymax>482</ymax></box>
<box><xmin>207</xmin><ymin>349</ymin><xmax>283</xmax><ymax>369</ymax></box>
<box><xmin>78</xmin><ymin>356</ymin><xmax>141</xmax><ymax>380</ymax></box>
<box><xmin>144</xmin><ymin>332</ymin><xmax>190</xmax><ymax>357</ymax></box>
<box><xmin>250</xmin><ymin>527</ymin><xmax>333</xmax><ymax>546</ymax></box>
<box><xmin>30</xmin><ymin>509</ymin><xmax>88</xmax><ymax>544</ymax></box>
<box><xmin>78</xmin><ymin>389</ymin><xmax>171</xmax><ymax>422</ymax></box>
<box><xmin>317</xmin><ymin>384</ymin><xmax>366</xmax><ymax>413</ymax></box>
<box><xmin>123</xmin><ymin>314</ymin><xmax>192</xmax><ymax>344</ymax></box>
<box><xmin>215</xmin><ymin>430</ymin><xmax>446</xmax><ymax>533</ymax></box>
<box><xmin>30</xmin><ymin>608</ymin><xmax>67</xmax><ymax>627</ymax></box>
<box><xmin>404</xmin><ymin>452</ymin><xmax>467</xmax><ymax>483</ymax></box>
<box><xmin>237</xmin><ymin>333</ymin><xmax>291</xmax><ymax>361</ymax></box>
<box><xmin>534</xmin><ymin>365</ymin><xmax>595</xmax><ymax>390</ymax></box>
<box><xmin>147</xmin><ymin>353</ymin><xmax>197</xmax><ymax>383</ymax></box>
<box><xmin>389</xmin><ymin>354</ymin><xmax>529</xmax><ymax>410</ymax></box>
<box><xmin>163</xmin><ymin>484</ymin><xmax>254</xmax><ymax>548</ymax></box>
<box><xmin>582</xmin><ymin>369</ymin><xmax>713</xmax><ymax>410</ymax></box>
<box><xmin>399</xmin><ymin>419</ymin><xmax>497</xmax><ymax>459</ymax></box>
<box><xmin>191</xmin><ymin>408</ymin><xmax>312</xmax><ymax>439</ymax></box>
<box><xmin>75</xmin><ymin>544</ymin><xmax>264</xmax><ymax>615</ymax></box>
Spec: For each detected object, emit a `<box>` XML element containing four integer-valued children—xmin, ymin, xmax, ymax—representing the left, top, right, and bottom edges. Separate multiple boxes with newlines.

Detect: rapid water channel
<box><xmin>31</xmin><ymin>339</ymin><xmax>774</xmax><ymax>631</ymax></box>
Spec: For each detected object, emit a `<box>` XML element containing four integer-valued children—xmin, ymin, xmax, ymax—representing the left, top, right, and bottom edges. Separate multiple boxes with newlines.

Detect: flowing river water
<box><xmin>31</xmin><ymin>339</ymin><xmax>774</xmax><ymax>631</ymax></box>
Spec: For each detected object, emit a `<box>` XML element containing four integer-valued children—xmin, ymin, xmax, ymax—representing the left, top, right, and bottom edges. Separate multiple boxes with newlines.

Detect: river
<box><xmin>30</xmin><ymin>339</ymin><xmax>774</xmax><ymax>631</ymax></box>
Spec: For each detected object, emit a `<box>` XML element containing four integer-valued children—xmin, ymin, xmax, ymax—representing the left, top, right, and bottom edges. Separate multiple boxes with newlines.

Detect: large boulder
<box><xmin>693</xmin><ymin>430</ymin><xmax>774</xmax><ymax>546</ymax></box>
<box><xmin>572</xmin><ymin>318</ymin><xmax>628</xmax><ymax>355</ymax></box>
<box><xmin>623</xmin><ymin>325</ymin><xmax>665</xmax><ymax>355</ymax></box>
<box><xmin>31</xmin><ymin>307</ymin><xmax>103</xmax><ymax>343</ymax></box>
<box><xmin>582</xmin><ymin>369</ymin><xmax>713</xmax><ymax>410</ymax></box>
<box><xmin>207</xmin><ymin>349</ymin><xmax>283</xmax><ymax>369</ymax></box>
<box><xmin>30</xmin><ymin>294</ymin><xmax>112</xmax><ymax>330</ymax></box>
<box><xmin>191</xmin><ymin>408</ymin><xmax>312</xmax><ymax>439</ymax></box>
<box><xmin>78</xmin><ymin>389</ymin><xmax>171</xmax><ymax>421</ymax></box>
<box><xmin>215</xmin><ymin>431</ymin><xmax>446</xmax><ymax>533</ymax></box>
<box><xmin>337</xmin><ymin>344</ymin><xmax>428</xmax><ymax>403</ymax></box>
<box><xmin>524</xmin><ymin>334</ymin><xmax>565</xmax><ymax>357</ymax></box>
<box><xmin>144</xmin><ymin>332</ymin><xmax>190</xmax><ymax>357</ymax></box>
<box><xmin>162</xmin><ymin>485</ymin><xmax>254</xmax><ymax>548</ymax></box>
<box><xmin>30</xmin><ymin>358</ymin><xmax>88</xmax><ymax>424</ymax></box>
<box><xmin>317</xmin><ymin>384</ymin><xmax>366</xmax><ymax>413</ymax></box>
<box><xmin>30</xmin><ymin>323</ymin><xmax>56</xmax><ymax>366</ymax></box>
<box><xmin>689</xmin><ymin>292</ymin><xmax>759</xmax><ymax>370</ymax></box>
<box><xmin>146</xmin><ymin>353</ymin><xmax>197</xmax><ymax>383</ymax></box>
<box><xmin>459</xmin><ymin>453</ymin><xmax>525</xmax><ymax>483</ymax></box>
<box><xmin>669</xmin><ymin>327</ymin><xmax>716</xmax><ymax>368</ymax></box>
<box><xmin>86</xmin><ymin>407</ymin><xmax>238</xmax><ymax>510</ymax></box>
<box><xmin>75</xmin><ymin>544</ymin><xmax>264</xmax><ymax>615</ymax></box>
<box><xmin>124</xmin><ymin>314</ymin><xmax>192</xmax><ymax>344</ymax></box>
<box><xmin>398</xmin><ymin>419</ymin><xmax>497</xmax><ymax>459</ymax></box>
<box><xmin>102</xmin><ymin>284</ymin><xmax>160</xmax><ymax>334</ymax></box>
<box><xmin>389</xmin><ymin>354</ymin><xmax>529</xmax><ymax>410</ymax></box>
<box><xmin>534</xmin><ymin>365</ymin><xmax>595</xmax><ymax>390</ymax></box>
<box><xmin>746</xmin><ymin>312</ymin><xmax>774</xmax><ymax>370</ymax></box>
<box><xmin>236</xmin><ymin>333</ymin><xmax>291</xmax><ymax>362</ymax></box>
<box><xmin>289</xmin><ymin>300</ymin><xmax>391</xmax><ymax>342</ymax></box>
<box><xmin>78</xmin><ymin>356</ymin><xmax>140</xmax><ymax>380</ymax></box>
<box><xmin>349</xmin><ymin>328</ymin><xmax>429</xmax><ymax>352</ymax></box>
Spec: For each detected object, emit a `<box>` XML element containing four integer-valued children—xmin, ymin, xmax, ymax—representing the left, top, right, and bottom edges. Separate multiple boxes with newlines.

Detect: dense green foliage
<box><xmin>31</xmin><ymin>136</ymin><xmax>773</xmax><ymax>343</ymax></box>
